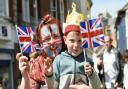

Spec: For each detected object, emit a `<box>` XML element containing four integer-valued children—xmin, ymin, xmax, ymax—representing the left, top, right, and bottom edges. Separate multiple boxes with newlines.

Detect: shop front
<box><xmin>0</xmin><ymin>49</ymin><xmax>14</xmax><ymax>89</ymax></box>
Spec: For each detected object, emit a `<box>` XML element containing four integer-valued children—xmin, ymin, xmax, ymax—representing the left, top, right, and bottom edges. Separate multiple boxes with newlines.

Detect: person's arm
<box><xmin>88</xmin><ymin>69</ymin><xmax>102</xmax><ymax>89</ymax></box>
<box><xmin>45</xmin><ymin>58</ymin><xmax>54</xmax><ymax>89</ymax></box>
<box><xmin>45</xmin><ymin>56</ymin><xmax>60</xmax><ymax>89</ymax></box>
<box><xmin>18</xmin><ymin>54</ymin><xmax>30</xmax><ymax>89</ymax></box>
<box><xmin>84</xmin><ymin>62</ymin><xmax>102</xmax><ymax>89</ymax></box>
<box><xmin>114</xmin><ymin>51</ymin><xmax>123</xmax><ymax>88</ymax></box>
<box><xmin>21</xmin><ymin>73</ymin><xmax>30</xmax><ymax>89</ymax></box>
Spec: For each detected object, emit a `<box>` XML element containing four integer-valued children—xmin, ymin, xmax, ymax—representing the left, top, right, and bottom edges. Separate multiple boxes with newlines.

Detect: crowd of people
<box><xmin>16</xmin><ymin>3</ymin><xmax>128</xmax><ymax>89</ymax></box>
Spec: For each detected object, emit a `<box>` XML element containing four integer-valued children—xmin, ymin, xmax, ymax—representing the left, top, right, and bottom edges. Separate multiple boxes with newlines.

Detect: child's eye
<box><xmin>70</xmin><ymin>39</ymin><xmax>75</xmax><ymax>43</ymax></box>
<box><xmin>78</xmin><ymin>39</ymin><xmax>82</xmax><ymax>43</ymax></box>
<box><xmin>43</xmin><ymin>37</ymin><xmax>51</xmax><ymax>42</ymax></box>
<box><xmin>53</xmin><ymin>34</ymin><xmax>60</xmax><ymax>39</ymax></box>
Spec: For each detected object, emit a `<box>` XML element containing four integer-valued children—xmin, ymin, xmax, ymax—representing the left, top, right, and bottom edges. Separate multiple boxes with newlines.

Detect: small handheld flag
<box><xmin>16</xmin><ymin>26</ymin><xmax>36</xmax><ymax>53</ymax></box>
<box><xmin>80</xmin><ymin>18</ymin><xmax>104</xmax><ymax>48</ymax></box>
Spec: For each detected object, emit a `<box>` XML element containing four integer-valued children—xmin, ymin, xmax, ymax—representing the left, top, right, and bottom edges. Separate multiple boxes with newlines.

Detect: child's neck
<box><xmin>67</xmin><ymin>50</ymin><xmax>82</xmax><ymax>57</ymax></box>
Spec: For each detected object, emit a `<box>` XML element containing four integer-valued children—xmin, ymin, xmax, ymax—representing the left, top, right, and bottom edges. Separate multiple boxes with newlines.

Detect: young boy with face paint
<box><xmin>45</xmin><ymin>24</ymin><xmax>102</xmax><ymax>89</ymax></box>
<box><xmin>16</xmin><ymin>14</ymin><xmax>66</xmax><ymax>89</ymax></box>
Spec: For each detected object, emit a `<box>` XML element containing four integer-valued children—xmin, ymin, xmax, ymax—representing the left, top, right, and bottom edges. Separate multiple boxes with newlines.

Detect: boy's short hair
<box><xmin>63</xmin><ymin>24</ymin><xmax>81</xmax><ymax>35</ymax></box>
<box><xmin>104</xmin><ymin>35</ymin><xmax>112</xmax><ymax>42</ymax></box>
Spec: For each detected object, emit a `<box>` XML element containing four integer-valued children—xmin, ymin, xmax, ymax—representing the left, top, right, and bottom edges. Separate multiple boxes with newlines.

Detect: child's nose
<box><xmin>74</xmin><ymin>42</ymin><xmax>79</xmax><ymax>47</ymax></box>
<box><xmin>49</xmin><ymin>39</ymin><xmax>57</xmax><ymax>49</ymax></box>
<box><xmin>50</xmin><ymin>38</ymin><xmax>56</xmax><ymax>45</ymax></box>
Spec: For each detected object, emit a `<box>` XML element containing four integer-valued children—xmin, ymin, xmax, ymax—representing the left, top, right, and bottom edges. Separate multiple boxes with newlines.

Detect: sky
<box><xmin>91</xmin><ymin>0</ymin><xmax>127</xmax><ymax>18</ymax></box>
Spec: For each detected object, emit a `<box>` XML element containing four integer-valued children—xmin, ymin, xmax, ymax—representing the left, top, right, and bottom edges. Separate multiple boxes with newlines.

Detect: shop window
<box><xmin>0</xmin><ymin>61</ymin><xmax>10</xmax><ymax>89</ymax></box>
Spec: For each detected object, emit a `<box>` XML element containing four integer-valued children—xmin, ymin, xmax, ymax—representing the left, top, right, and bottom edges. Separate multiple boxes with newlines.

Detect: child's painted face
<box><xmin>40</xmin><ymin>24</ymin><xmax>62</xmax><ymax>58</ymax></box>
<box><xmin>64</xmin><ymin>31</ymin><xmax>82</xmax><ymax>57</ymax></box>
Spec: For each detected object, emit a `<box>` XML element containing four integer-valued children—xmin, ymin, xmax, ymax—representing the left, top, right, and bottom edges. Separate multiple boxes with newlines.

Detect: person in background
<box><xmin>16</xmin><ymin>14</ymin><xmax>66</xmax><ymax>89</ymax></box>
<box><xmin>122</xmin><ymin>49</ymin><xmax>128</xmax><ymax>89</ymax></box>
<box><xmin>93</xmin><ymin>35</ymin><xmax>124</xmax><ymax>89</ymax></box>
<box><xmin>102</xmin><ymin>35</ymin><xmax>120</xmax><ymax>89</ymax></box>
<box><xmin>92</xmin><ymin>46</ymin><xmax>105</xmax><ymax>89</ymax></box>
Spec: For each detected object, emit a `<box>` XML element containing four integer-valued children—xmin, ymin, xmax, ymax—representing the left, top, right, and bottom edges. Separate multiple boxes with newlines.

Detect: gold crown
<box><xmin>66</xmin><ymin>2</ymin><xmax>84</xmax><ymax>26</ymax></box>
<box><xmin>63</xmin><ymin>2</ymin><xmax>84</xmax><ymax>34</ymax></box>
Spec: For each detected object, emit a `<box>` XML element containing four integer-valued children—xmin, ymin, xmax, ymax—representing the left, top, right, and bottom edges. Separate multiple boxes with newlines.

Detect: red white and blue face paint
<box><xmin>40</xmin><ymin>24</ymin><xmax>62</xmax><ymax>58</ymax></box>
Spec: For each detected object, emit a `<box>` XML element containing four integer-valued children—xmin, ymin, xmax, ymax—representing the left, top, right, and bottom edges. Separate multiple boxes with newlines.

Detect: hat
<box><xmin>64</xmin><ymin>25</ymin><xmax>81</xmax><ymax>35</ymax></box>
<box><xmin>63</xmin><ymin>2</ymin><xmax>84</xmax><ymax>35</ymax></box>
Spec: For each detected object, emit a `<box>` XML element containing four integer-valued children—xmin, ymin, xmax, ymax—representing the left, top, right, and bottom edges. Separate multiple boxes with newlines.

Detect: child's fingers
<box><xmin>19</xmin><ymin>61</ymin><xmax>29</xmax><ymax>72</ymax></box>
<box><xmin>44</xmin><ymin>57</ymin><xmax>53</xmax><ymax>76</ymax></box>
<box><xmin>84</xmin><ymin>62</ymin><xmax>91</xmax><ymax>69</ymax></box>
<box><xmin>16</xmin><ymin>53</ymin><xmax>22</xmax><ymax>61</ymax></box>
<box><xmin>19</xmin><ymin>56</ymin><xmax>29</xmax><ymax>72</ymax></box>
<box><xmin>84</xmin><ymin>62</ymin><xmax>93</xmax><ymax>76</ymax></box>
<box><xmin>19</xmin><ymin>56</ymin><xmax>28</xmax><ymax>63</ymax></box>
<box><xmin>20</xmin><ymin>63</ymin><xmax>28</xmax><ymax>70</ymax></box>
<box><xmin>69</xmin><ymin>84</ymin><xmax>78</xmax><ymax>89</ymax></box>
<box><xmin>44</xmin><ymin>57</ymin><xmax>52</xmax><ymax>68</ymax></box>
<box><xmin>19</xmin><ymin>61</ymin><xmax>28</xmax><ymax>68</ymax></box>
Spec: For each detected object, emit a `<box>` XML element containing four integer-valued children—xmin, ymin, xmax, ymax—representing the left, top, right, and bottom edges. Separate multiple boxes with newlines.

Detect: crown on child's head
<box><xmin>63</xmin><ymin>2</ymin><xmax>84</xmax><ymax>35</ymax></box>
<box><xmin>66</xmin><ymin>2</ymin><xmax>84</xmax><ymax>26</ymax></box>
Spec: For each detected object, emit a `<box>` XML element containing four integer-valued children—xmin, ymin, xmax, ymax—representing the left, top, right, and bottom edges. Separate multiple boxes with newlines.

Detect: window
<box><xmin>2</xmin><ymin>26</ymin><xmax>7</xmax><ymax>37</ymax></box>
<box><xmin>59</xmin><ymin>0</ymin><xmax>65</xmax><ymax>22</ymax></box>
<box><xmin>33</xmin><ymin>0</ymin><xmax>38</xmax><ymax>24</ymax></box>
<box><xmin>51</xmin><ymin>0</ymin><xmax>57</xmax><ymax>18</ymax></box>
<box><xmin>0</xmin><ymin>0</ymin><xmax>9</xmax><ymax>17</ymax></box>
<box><xmin>22</xmin><ymin>0</ymin><xmax>30</xmax><ymax>22</ymax></box>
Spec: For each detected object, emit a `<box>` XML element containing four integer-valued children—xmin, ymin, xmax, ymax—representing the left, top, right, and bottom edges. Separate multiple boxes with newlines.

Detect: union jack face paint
<box><xmin>40</xmin><ymin>24</ymin><xmax>62</xmax><ymax>58</ymax></box>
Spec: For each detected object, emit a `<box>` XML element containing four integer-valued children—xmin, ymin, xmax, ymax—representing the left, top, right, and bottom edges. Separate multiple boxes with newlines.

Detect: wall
<box><xmin>117</xmin><ymin>17</ymin><xmax>126</xmax><ymax>52</ymax></box>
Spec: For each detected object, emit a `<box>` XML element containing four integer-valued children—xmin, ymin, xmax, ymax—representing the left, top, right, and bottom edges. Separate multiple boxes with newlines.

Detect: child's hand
<box><xmin>69</xmin><ymin>84</ymin><xmax>90</xmax><ymax>89</ymax></box>
<box><xmin>16</xmin><ymin>53</ymin><xmax>29</xmax><ymax>77</ymax></box>
<box><xmin>19</xmin><ymin>56</ymin><xmax>29</xmax><ymax>77</ymax></box>
<box><xmin>44</xmin><ymin>57</ymin><xmax>53</xmax><ymax>77</ymax></box>
<box><xmin>84</xmin><ymin>62</ymin><xmax>93</xmax><ymax>76</ymax></box>
<box><xmin>16</xmin><ymin>53</ymin><xmax>22</xmax><ymax>61</ymax></box>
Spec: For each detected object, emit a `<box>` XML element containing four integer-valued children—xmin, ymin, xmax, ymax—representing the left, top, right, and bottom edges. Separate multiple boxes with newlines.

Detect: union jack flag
<box><xmin>80</xmin><ymin>18</ymin><xmax>104</xmax><ymax>48</ymax></box>
<box><xmin>16</xmin><ymin>26</ymin><xmax>36</xmax><ymax>53</ymax></box>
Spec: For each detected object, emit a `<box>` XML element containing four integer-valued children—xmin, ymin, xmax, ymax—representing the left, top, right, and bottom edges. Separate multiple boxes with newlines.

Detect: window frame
<box><xmin>0</xmin><ymin>0</ymin><xmax>9</xmax><ymax>17</ymax></box>
<box><xmin>22</xmin><ymin>0</ymin><xmax>30</xmax><ymax>22</ymax></box>
<box><xmin>51</xmin><ymin>0</ymin><xmax>58</xmax><ymax>18</ymax></box>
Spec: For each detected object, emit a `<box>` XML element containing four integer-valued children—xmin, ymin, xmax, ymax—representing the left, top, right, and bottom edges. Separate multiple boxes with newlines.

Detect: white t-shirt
<box><xmin>103</xmin><ymin>49</ymin><xmax>119</xmax><ymax>88</ymax></box>
<box><xmin>123</xmin><ymin>64</ymin><xmax>128</xmax><ymax>89</ymax></box>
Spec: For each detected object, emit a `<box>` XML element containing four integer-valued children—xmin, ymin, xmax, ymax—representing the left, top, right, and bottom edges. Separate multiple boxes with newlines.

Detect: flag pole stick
<box><xmin>83</xmin><ymin>48</ymin><xmax>87</xmax><ymax>62</ymax></box>
<box><xmin>83</xmin><ymin>15</ymin><xmax>89</xmax><ymax>63</ymax></box>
